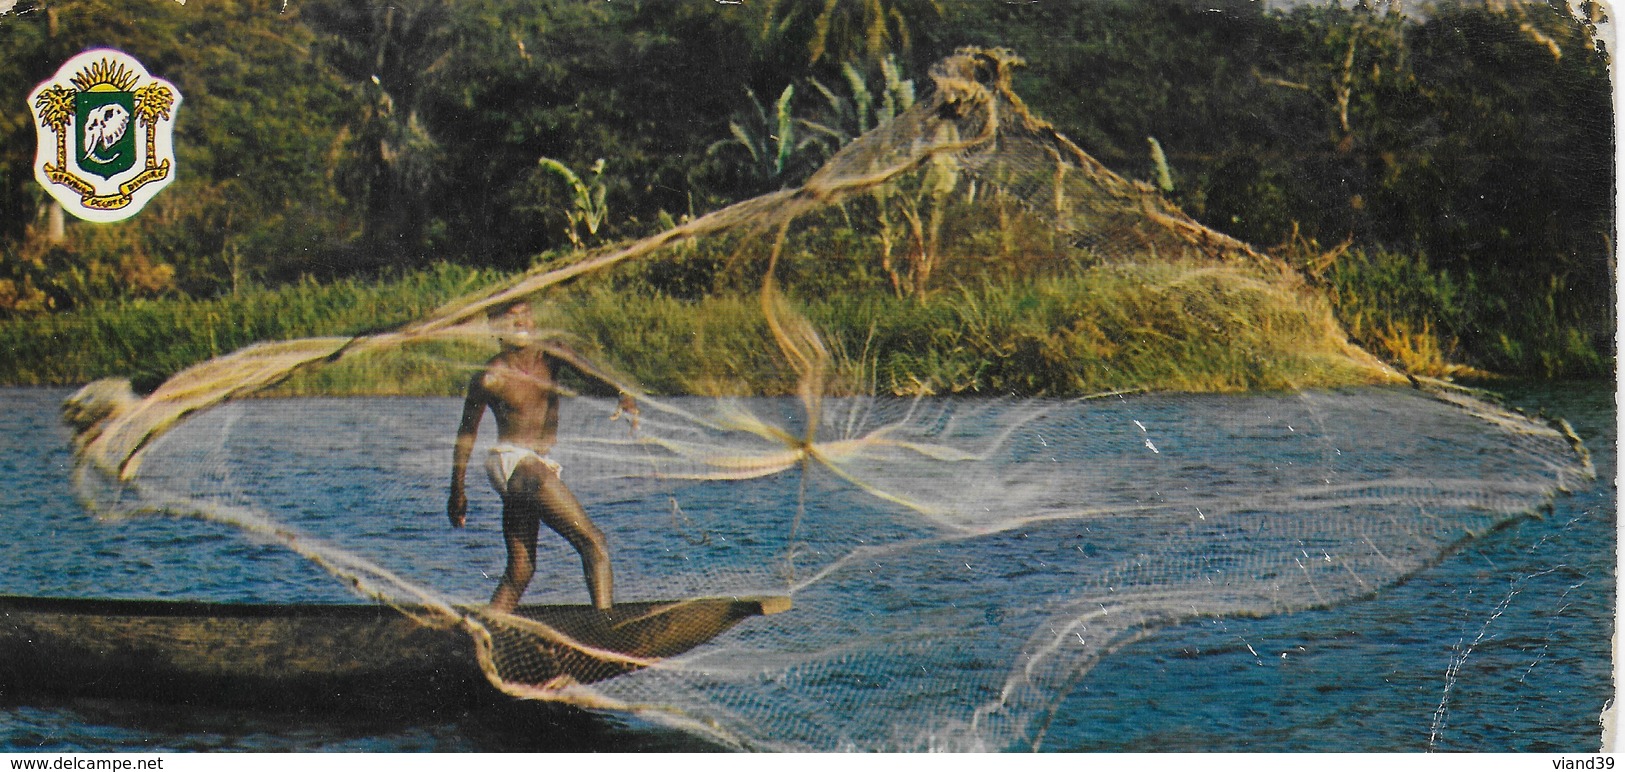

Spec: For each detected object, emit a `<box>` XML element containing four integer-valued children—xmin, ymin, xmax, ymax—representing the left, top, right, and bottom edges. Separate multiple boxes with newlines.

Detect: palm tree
<box><xmin>33</xmin><ymin>85</ymin><xmax>74</xmax><ymax>171</ymax></box>
<box><xmin>132</xmin><ymin>82</ymin><xmax>175</xmax><ymax>170</ymax></box>
<box><xmin>304</xmin><ymin>0</ymin><xmax>454</xmax><ymax>262</ymax></box>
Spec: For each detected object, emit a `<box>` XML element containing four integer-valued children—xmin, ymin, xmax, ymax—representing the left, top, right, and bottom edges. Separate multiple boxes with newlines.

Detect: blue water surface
<box><xmin>0</xmin><ymin>383</ymin><xmax>1612</xmax><ymax>752</ymax></box>
<box><xmin>1054</xmin><ymin>381</ymin><xmax>1617</xmax><ymax>752</ymax></box>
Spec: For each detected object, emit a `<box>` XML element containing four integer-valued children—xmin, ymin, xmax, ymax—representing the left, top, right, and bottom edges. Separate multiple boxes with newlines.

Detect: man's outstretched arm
<box><xmin>540</xmin><ymin>340</ymin><xmax>639</xmax><ymax>400</ymax></box>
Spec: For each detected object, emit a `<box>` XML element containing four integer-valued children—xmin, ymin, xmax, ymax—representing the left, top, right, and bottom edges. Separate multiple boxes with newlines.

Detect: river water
<box><xmin>0</xmin><ymin>383</ymin><xmax>1612</xmax><ymax>752</ymax></box>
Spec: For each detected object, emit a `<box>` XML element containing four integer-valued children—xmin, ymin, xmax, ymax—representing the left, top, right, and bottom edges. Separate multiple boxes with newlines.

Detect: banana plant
<box><xmin>536</xmin><ymin>156</ymin><xmax>609</xmax><ymax>250</ymax></box>
<box><xmin>801</xmin><ymin>54</ymin><xmax>915</xmax><ymax>154</ymax></box>
<box><xmin>709</xmin><ymin>84</ymin><xmax>819</xmax><ymax>187</ymax></box>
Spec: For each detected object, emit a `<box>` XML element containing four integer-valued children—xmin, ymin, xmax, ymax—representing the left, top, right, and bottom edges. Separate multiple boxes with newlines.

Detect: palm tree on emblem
<box><xmin>34</xmin><ymin>85</ymin><xmax>75</xmax><ymax>172</ymax></box>
<box><xmin>132</xmin><ymin>82</ymin><xmax>175</xmax><ymax>171</ymax></box>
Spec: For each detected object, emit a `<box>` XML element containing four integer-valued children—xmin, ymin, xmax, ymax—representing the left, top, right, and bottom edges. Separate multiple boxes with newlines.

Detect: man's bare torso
<box><xmin>477</xmin><ymin>346</ymin><xmax>561</xmax><ymax>453</ymax></box>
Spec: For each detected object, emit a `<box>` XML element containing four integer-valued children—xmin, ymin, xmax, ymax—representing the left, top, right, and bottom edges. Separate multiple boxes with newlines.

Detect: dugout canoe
<box><xmin>0</xmin><ymin>594</ymin><xmax>789</xmax><ymax>708</ymax></box>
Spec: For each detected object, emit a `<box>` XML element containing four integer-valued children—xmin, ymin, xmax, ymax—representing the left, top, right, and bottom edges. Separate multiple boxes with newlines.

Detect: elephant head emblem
<box><xmin>82</xmin><ymin>103</ymin><xmax>131</xmax><ymax>165</ymax></box>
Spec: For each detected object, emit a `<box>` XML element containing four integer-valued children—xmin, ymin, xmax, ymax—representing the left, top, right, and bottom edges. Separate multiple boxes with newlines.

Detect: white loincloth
<box><xmin>485</xmin><ymin>443</ymin><xmax>563</xmax><ymax>498</ymax></box>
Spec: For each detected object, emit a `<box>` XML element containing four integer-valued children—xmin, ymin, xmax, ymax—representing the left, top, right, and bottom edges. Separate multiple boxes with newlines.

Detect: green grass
<box><xmin>0</xmin><ymin>263</ymin><xmax>503</xmax><ymax>392</ymax></box>
<box><xmin>0</xmin><ymin>256</ymin><xmax>1408</xmax><ymax>397</ymax></box>
<box><xmin>540</xmin><ymin>259</ymin><xmax>1399</xmax><ymax>396</ymax></box>
<box><xmin>818</xmin><ymin>261</ymin><xmax>1396</xmax><ymax>395</ymax></box>
<box><xmin>1320</xmin><ymin>248</ymin><xmax>1609</xmax><ymax>381</ymax></box>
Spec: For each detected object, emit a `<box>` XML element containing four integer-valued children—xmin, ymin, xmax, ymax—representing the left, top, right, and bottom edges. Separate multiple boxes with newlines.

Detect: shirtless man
<box><xmin>447</xmin><ymin>302</ymin><xmax>633</xmax><ymax>612</ymax></box>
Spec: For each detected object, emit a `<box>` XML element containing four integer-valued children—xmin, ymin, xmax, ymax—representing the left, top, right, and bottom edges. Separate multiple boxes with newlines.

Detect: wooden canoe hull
<box><xmin>0</xmin><ymin>595</ymin><xmax>787</xmax><ymax>708</ymax></box>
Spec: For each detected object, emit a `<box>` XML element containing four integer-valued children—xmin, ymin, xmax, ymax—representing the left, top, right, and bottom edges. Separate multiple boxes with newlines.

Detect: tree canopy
<box><xmin>0</xmin><ymin>0</ymin><xmax>1612</xmax><ymax>377</ymax></box>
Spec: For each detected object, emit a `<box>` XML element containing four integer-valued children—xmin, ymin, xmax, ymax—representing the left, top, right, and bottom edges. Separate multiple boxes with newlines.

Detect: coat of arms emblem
<box><xmin>28</xmin><ymin>49</ymin><xmax>182</xmax><ymax>223</ymax></box>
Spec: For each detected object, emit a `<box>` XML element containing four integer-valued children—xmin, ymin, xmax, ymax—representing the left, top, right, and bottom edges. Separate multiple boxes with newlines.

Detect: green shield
<box><xmin>75</xmin><ymin>89</ymin><xmax>137</xmax><ymax>179</ymax></box>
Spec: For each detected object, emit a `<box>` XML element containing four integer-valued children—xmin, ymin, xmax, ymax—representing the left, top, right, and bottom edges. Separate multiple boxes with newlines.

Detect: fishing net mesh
<box><xmin>62</xmin><ymin>49</ymin><xmax>1593</xmax><ymax>751</ymax></box>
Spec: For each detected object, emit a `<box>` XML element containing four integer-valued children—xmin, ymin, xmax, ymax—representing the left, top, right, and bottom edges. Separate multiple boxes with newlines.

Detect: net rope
<box><xmin>60</xmin><ymin>48</ymin><xmax>1592</xmax><ymax>751</ymax></box>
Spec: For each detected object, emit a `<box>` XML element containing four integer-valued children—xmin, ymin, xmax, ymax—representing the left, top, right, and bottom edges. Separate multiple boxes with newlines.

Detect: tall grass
<box><xmin>0</xmin><ymin>257</ymin><xmax>1403</xmax><ymax>396</ymax></box>
<box><xmin>0</xmin><ymin>263</ymin><xmax>503</xmax><ymax>392</ymax></box>
<box><xmin>809</xmin><ymin>261</ymin><xmax>1397</xmax><ymax>395</ymax></box>
<box><xmin>1320</xmin><ymin>248</ymin><xmax>1609</xmax><ymax>380</ymax></box>
<box><xmin>542</xmin><ymin>259</ymin><xmax>1398</xmax><ymax>396</ymax></box>
<box><xmin>1320</xmin><ymin>248</ymin><xmax>1479</xmax><ymax>379</ymax></box>
<box><xmin>540</xmin><ymin>287</ymin><xmax>797</xmax><ymax>396</ymax></box>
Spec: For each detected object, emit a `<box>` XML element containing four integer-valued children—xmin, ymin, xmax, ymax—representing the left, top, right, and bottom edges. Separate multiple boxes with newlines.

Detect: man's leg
<box><xmin>528</xmin><ymin>462</ymin><xmax>615</xmax><ymax>610</ymax></box>
<box><xmin>490</xmin><ymin>487</ymin><xmax>542</xmax><ymax>613</ymax></box>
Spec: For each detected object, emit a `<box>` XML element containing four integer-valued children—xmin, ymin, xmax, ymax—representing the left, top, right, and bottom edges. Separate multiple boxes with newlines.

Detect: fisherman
<box><xmin>447</xmin><ymin>301</ymin><xmax>636</xmax><ymax>612</ymax></box>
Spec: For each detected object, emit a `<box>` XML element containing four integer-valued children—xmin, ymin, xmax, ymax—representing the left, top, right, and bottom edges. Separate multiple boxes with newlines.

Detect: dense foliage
<box><xmin>0</xmin><ymin>258</ymin><xmax>1385</xmax><ymax>396</ymax></box>
<box><xmin>0</xmin><ymin>0</ymin><xmax>1612</xmax><ymax>379</ymax></box>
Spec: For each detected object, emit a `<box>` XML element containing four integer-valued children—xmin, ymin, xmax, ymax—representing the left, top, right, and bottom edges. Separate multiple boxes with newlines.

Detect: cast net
<box><xmin>62</xmin><ymin>49</ymin><xmax>1592</xmax><ymax>751</ymax></box>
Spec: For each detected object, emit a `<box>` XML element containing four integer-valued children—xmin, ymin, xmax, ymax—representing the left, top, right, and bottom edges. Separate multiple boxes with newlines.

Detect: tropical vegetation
<box><xmin>0</xmin><ymin>0</ymin><xmax>1612</xmax><ymax>392</ymax></box>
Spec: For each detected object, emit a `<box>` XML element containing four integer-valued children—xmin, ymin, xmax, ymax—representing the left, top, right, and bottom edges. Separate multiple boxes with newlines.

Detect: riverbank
<box><xmin>0</xmin><ymin>257</ymin><xmax>1424</xmax><ymax>397</ymax></box>
<box><xmin>0</xmin><ymin>263</ymin><xmax>501</xmax><ymax>393</ymax></box>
